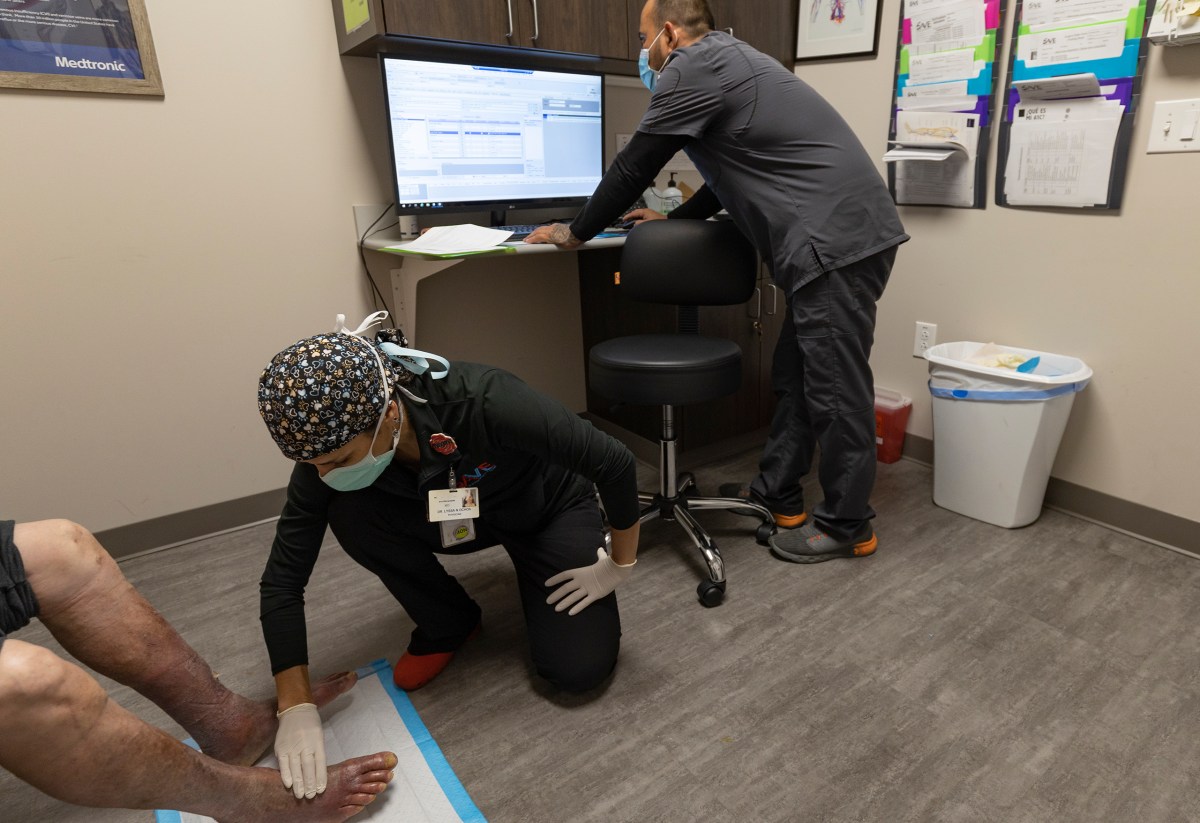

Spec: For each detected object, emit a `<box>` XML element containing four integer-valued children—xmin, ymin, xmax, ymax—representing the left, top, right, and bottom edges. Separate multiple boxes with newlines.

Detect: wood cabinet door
<box><xmin>706</xmin><ymin>0</ymin><xmax>798</xmax><ymax>68</ymax></box>
<box><xmin>381</xmin><ymin>0</ymin><xmax>516</xmax><ymax>45</ymax></box>
<box><xmin>514</xmin><ymin>0</ymin><xmax>633</xmax><ymax>58</ymax></box>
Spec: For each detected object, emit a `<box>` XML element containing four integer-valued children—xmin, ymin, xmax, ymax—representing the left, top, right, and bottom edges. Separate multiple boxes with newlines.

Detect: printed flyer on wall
<box><xmin>0</xmin><ymin>0</ymin><xmax>145</xmax><ymax>79</ymax></box>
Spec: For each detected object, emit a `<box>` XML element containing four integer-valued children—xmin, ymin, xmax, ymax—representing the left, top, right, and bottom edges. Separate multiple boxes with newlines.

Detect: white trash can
<box><xmin>924</xmin><ymin>341</ymin><xmax>1092</xmax><ymax>528</ymax></box>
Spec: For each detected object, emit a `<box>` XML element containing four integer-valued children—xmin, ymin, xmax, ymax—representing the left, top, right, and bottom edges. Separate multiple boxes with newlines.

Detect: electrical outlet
<box><xmin>913</xmin><ymin>321</ymin><xmax>937</xmax><ymax>358</ymax></box>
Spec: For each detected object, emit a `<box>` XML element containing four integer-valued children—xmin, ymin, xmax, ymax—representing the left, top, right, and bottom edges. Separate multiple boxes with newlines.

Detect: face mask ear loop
<box><xmin>379</xmin><ymin>341</ymin><xmax>451</xmax><ymax>380</ymax></box>
<box><xmin>334</xmin><ymin>310</ymin><xmax>391</xmax><ymax>337</ymax></box>
<box><xmin>362</xmin><ymin>341</ymin><xmax>395</xmax><ymax>455</ymax></box>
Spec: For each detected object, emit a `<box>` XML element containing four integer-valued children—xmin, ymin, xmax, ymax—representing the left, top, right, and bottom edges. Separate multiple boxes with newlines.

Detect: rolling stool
<box><xmin>588</xmin><ymin>219</ymin><xmax>776</xmax><ymax>606</ymax></box>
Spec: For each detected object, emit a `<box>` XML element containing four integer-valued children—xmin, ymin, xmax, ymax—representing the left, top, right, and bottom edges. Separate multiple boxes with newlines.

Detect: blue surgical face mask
<box><xmin>321</xmin><ymin>349</ymin><xmax>403</xmax><ymax>492</ymax></box>
<box><xmin>638</xmin><ymin>28</ymin><xmax>666</xmax><ymax>92</ymax></box>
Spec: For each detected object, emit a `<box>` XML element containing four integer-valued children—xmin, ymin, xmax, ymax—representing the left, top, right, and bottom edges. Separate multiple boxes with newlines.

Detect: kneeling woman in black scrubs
<box><xmin>256</xmin><ymin>313</ymin><xmax>641</xmax><ymax>800</ymax></box>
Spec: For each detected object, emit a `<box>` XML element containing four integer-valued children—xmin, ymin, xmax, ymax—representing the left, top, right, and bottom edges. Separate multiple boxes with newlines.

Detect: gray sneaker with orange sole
<box><xmin>769</xmin><ymin>522</ymin><xmax>877</xmax><ymax>563</ymax></box>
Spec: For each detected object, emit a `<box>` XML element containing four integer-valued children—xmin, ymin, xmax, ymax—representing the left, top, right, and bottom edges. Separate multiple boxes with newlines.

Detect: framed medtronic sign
<box><xmin>0</xmin><ymin>0</ymin><xmax>163</xmax><ymax>95</ymax></box>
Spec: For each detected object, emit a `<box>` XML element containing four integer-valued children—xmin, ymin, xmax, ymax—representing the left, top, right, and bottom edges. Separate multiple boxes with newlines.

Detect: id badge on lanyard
<box><xmin>429</xmin><ymin>467</ymin><xmax>480</xmax><ymax>547</ymax></box>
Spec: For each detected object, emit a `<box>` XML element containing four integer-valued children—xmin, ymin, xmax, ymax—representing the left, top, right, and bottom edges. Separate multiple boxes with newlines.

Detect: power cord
<box><xmin>358</xmin><ymin>203</ymin><xmax>398</xmax><ymax>316</ymax></box>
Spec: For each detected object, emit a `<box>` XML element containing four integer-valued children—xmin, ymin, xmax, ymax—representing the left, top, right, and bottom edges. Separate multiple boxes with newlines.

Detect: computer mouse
<box><xmin>616</xmin><ymin>219</ymin><xmax>639</xmax><ymax>231</ymax></box>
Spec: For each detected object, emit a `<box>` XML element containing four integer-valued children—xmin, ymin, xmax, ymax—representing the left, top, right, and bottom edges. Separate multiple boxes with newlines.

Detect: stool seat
<box><xmin>590</xmin><ymin>334</ymin><xmax>742</xmax><ymax>406</ymax></box>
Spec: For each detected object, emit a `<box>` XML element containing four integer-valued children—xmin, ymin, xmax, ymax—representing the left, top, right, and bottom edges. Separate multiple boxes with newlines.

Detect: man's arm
<box><xmin>526</xmin><ymin>131</ymin><xmax>691</xmax><ymax>248</ymax></box>
<box><xmin>667</xmin><ymin>183</ymin><xmax>722</xmax><ymax>220</ymax></box>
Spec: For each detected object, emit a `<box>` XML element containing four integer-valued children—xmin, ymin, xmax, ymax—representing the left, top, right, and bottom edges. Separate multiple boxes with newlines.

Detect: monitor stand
<box><xmin>489</xmin><ymin>209</ymin><xmax>508</xmax><ymax>229</ymax></box>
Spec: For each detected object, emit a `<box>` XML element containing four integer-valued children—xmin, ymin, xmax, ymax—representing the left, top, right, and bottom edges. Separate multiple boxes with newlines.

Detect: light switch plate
<box><xmin>1146</xmin><ymin>99</ymin><xmax>1200</xmax><ymax>154</ymax></box>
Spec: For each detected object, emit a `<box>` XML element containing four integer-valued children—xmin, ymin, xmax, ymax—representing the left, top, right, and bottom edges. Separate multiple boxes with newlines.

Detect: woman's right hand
<box><xmin>274</xmin><ymin>665</ymin><xmax>325</xmax><ymax>798</ymax></box>
<box><xmin>275</xmin><ymin>702</ymin><xmax>327</xmax><ymax>799</ymax></box>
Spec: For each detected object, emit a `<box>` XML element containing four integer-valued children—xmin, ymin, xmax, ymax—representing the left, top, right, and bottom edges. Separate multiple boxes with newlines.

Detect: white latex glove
<box><xmin>274</xmin><ymin>702</ymin><xmax>326</xmax><ymax>799</ymax></box>
<box><xmin>545</xmin><ymin>547</ymin><xmax>635</xmax><ymax>616</ymax></box>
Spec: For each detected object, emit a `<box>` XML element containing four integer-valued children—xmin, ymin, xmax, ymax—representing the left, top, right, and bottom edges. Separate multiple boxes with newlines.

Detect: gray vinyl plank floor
<box><xmin>5</xmin><ymin>448</ymin><xmax>1200</xmax><ymax>822</ymax></box>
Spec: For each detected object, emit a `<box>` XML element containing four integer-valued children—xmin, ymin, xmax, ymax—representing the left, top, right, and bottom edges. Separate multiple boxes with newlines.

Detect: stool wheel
<box><xmin>755</xmin><ymin>522</ymin><xmax>776</xmax><ymax>546</ymax></box>
<box><xmin>697</xmin><ymin>579</ymin><xmax>725</xmax><ymax>607</ymax></box>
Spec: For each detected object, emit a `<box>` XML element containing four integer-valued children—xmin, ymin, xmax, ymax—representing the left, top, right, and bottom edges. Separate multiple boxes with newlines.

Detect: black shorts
<box><xmin>0</xmin><ymin>520</ymin><xmax>39</xmax><ymax>653</ymax></box>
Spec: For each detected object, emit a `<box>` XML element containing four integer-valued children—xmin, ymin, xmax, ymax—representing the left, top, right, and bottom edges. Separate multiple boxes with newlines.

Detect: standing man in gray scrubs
<box><xmin>526</xmin><ymin>0</ymin><xmax>908</xmax><ymax>564</ymax></box>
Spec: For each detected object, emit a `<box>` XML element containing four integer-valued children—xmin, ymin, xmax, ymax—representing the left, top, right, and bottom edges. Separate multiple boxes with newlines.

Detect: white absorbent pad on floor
<box><xmin>156</xmin><ymin>659</ymin><xmax>486</xmax><ymax>823</ymax></box>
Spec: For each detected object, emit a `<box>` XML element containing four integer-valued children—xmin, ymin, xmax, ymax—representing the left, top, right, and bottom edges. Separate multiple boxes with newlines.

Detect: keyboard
<box><xmin>494</xmin><ymin>224</ymin><xmax>544</xmax><ymax>239</ymax></box>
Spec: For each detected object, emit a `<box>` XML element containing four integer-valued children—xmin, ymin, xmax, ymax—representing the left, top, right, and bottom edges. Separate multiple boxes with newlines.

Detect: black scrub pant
<box><xmin>325</xmin><ymin>491</ymin><xmax>620</xmax><ymax>693</ymax></box>
<box><xmin>749</xmin><ymin>246</ymin><xmax>897</xmax><ymax>541</ymax></box>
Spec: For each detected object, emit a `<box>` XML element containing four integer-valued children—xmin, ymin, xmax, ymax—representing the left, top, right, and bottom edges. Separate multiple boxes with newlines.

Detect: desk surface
<box><xmin>361</xmin><ymin>230</ymin><xmax>625</xmax><ymax>343</ymax></box>
<box><xmin>363</xmin><ymin>232</ymin><xmax>626</xmax><ymax>257</ymax></box>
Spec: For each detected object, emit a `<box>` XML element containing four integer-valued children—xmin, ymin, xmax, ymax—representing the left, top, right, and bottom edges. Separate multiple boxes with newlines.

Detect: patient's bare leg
<box><xmin>15</xmin><ymin>519</ymin><xmax>353</xmax><ymax>765</ymax></box>
<box><xmin>0</xmin><ymin>639</ymin><xmax>394</xmax><ymax>821</ymax></box>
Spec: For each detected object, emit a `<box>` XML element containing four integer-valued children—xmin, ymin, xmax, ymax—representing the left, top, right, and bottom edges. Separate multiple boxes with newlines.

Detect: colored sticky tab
<box><xmin>343</xmin><ymin>0</ymin><xmax>370</xmax><ymax>34</ymax></box>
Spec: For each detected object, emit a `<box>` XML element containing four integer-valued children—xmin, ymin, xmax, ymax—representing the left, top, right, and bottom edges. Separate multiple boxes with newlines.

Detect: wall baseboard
<box><xmin>902</xmin><ymin>434</ymin><xmax>1200</xmax><ymax>556</ymax></box>
<box><xmin>96</xmin><ymin>488</ymin><xmax>287</xmax><ymax>560</ymax></box>
<box><xmin>97</xmin><ymin>429</ymin><xmax>1198</xmax><ymax>561</ymax></box>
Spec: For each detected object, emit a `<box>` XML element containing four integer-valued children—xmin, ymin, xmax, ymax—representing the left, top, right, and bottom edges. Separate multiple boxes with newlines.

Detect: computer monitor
<box><xmin>379</xmin><ymin>53</ymin><xmax>605</xmax><ymax>225</ymax></box>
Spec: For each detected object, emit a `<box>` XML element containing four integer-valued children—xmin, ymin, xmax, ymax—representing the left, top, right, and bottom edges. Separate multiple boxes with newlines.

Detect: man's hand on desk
<box><xmin>524</xmin><ymin>223</ymin><xmax>582</xmax><ymax>249</ymax></box>
<box><xmin>619</xmin><ymin>208</ymin><xmax>667</xmax><ymax>225</ymax></box>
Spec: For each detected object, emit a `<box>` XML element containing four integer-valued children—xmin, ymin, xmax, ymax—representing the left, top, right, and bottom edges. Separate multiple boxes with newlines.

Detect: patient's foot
<box><xmin>218</xmin><ymin>751</ymin><xmax>396</xmax><ymax>823</ymax></box>
<box><xmin>197</xmin><ymin>671</ymin><xmax>359</xmax><ymax>766</ymax></box>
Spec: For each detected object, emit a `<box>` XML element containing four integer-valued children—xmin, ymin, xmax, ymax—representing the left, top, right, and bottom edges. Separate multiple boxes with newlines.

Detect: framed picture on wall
<box><xmin>0</xmin><ymin>0</ymin><xmax>163</xmax><ymax>96</ymax></box>
<box><xmin>796</xmin><ymin>0</ymin><xmax>883</xmax><ymax>60</ymax></box>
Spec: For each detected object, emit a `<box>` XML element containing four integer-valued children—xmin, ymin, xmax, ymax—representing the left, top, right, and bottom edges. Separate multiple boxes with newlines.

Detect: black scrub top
<box><xmin>259</xmin><ymin>362</ymin><xmax>639</xmax><ymax>674</ymax></box>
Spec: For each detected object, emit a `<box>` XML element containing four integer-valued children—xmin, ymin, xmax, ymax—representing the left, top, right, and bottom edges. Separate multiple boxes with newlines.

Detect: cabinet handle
<box><xmin>725</xmin><ymin>27</ymin><xmax>734</xmax><ymax>35</ymax></box>
<box><xmin>504</xmin><ymin>0</ymin><xmax>514</xmax><ymax>40</ymax></box>
<box><xmin>749</xmin><ymin>286</ymin><xmax>761</xmax><ymax>320</ymax></box>
<box><xmin>765</xmin><ymin>283</ymin><xmax>778</xmax><ymax>316</ymax></box>
<box><xmin>530</xmin><ymin>0</ymin><xmax>540</xmax><ymax>43</ymax></box>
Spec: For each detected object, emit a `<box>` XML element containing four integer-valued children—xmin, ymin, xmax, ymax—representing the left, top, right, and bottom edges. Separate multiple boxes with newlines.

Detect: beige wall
<box><xmin>2</xmin><ymin>3</ymin><xmax>389</xmax><ymax>530</ymax></box>
<box><xmin>1</xmin><ymin>0</ymin><xmax>1196</xmax><ymax>535</ymax></box>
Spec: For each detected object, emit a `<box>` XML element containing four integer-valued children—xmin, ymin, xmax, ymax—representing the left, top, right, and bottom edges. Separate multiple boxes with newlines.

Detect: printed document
<box><xmin>890</xmin><ymin>111</ymin><xmax>981</xmax><ymax>206</ymax></box>
<box><xmin>1003</xmin><ymin>98</ymin><xmax>1123</xmax><ymax>207</ymax></box>
<box><xmin>387</xmin><ymin>224</ymin><xmax>514</xmax><ymax>255</ymax></box>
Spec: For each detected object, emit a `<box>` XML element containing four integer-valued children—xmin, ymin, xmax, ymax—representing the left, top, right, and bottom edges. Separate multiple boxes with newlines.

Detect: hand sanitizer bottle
<box><xmin>661</xmin><ymin>173</ymin><xmax>683</xmax><ymax>214</ymax></box>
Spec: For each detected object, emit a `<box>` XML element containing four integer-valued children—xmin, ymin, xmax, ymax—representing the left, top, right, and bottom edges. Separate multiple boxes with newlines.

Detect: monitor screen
<box><xmin>379</xmin><ymin>54</ymin><xmax>605</xmax><ymax>219</ymax></box>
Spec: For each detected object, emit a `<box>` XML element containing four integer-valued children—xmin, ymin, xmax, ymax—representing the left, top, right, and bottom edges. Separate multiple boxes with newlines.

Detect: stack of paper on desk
<box><xmin>382</xmin><ymin>225</ymin><xmax>517</xmax><ymax>258</ymax></box>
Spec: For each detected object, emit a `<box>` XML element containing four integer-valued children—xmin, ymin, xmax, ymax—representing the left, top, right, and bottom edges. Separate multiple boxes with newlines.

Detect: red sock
<box><xmin>392</xmin><ymin>623</ymin><xmax>481</xmax><ymax>691</ymax></box>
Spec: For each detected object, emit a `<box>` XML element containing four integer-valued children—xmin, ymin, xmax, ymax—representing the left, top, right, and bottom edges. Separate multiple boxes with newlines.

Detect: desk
<box><xmin>362</xmin><ymin>230</ymin><xmax>773</xmax><ymax>457</ymax></box>
<box><xmin>364</xmin><ymin>233</ymin><xmax>625</xmax><ymax>345</ymax></box>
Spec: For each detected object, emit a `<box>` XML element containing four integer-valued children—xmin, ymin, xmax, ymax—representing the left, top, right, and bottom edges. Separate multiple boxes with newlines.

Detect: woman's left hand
<box><xmin>545</xmin><ymin>547</ymin><xmax>635</xmax><ymax>616</ymax></box>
